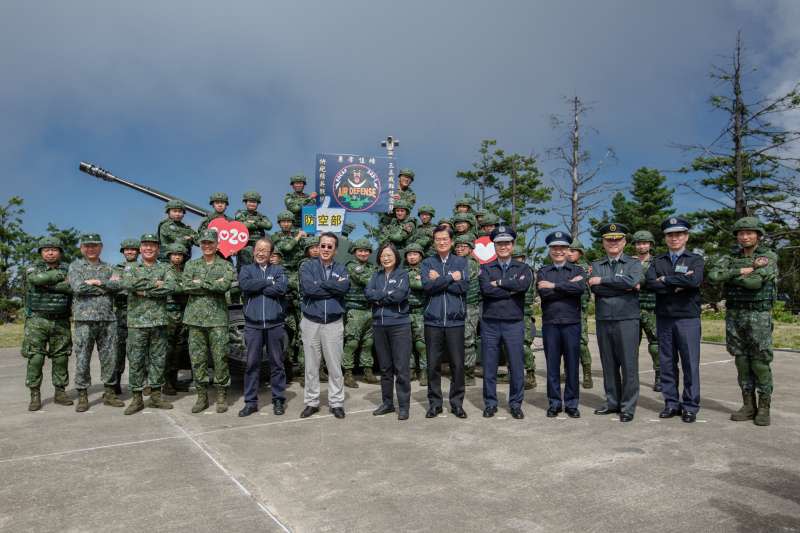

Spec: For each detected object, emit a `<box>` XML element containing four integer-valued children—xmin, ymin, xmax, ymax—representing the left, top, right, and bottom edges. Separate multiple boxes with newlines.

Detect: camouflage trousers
<box><xmin>22</xmin><ymin>315</ymin><xmax>71</xmax><ymax>389</ymax></box>
<box><xmin>114</xmin><ymin>312</ymin><xmax>129</xmax><ymax>384</ymax></box>
<box><xmin>188</xmin><ymin>326</ymin><xmax>230</xmax><ymax>388</ymax></box>
<box><xmin>237</xmin><ymin>244</ymin><xmax>254</xmax><ymax>267</ymax></box>
<box><xmin>523</xmin><ymin>316</ymin><xmax>535</xmax><ymax>371</ymax></box>
<box><xmin>343</xmin><ymin>308</ymin><xmax>373</xmax><ymax>370</ymax></box>
<box><xmin>165</xmin><ymin>316</ymin><xmax>189</xmax><ymax>378</ymax></box>
<box><xmin>726</xmin><ymin>309</ymin><xmax>774</xmax><ymax>396</ymax></box>
<box><xmin>464</xmin><ymin>304</ymin><xmax>480</xmax><ymax>370</ymax></box>
<box><xmin>639</xmin><ymin>309</ymin><xmax>659</xmax><ymax>371</ymax></box>
<box><xmin>286</xmin><ymin>305</ymin><xmax>303</xmax><ymax>366</ymax></box>
<box><xmin>127</xmin><ymin>327</ymin><xmax>167</xmax><ymax>391</ymax></box>
<box><xmin>73</xmin><ymin>320</ymin><xmax>117</xmax><ymax>389</ymax></box>
<box><xmin>410</xmin><ymin>311</ymin><xmax>427</xmax><ymax>370</ymax></box>
<box><xmin>580</xmin><ymin>312</ymin><xmax>591</xmax><ymax>367</ymax></box>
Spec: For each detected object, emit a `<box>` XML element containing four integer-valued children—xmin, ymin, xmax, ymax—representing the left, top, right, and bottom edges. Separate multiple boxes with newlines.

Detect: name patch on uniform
<box><xmin>675</xmin><ymin>265</ymin><xmax>689</xmax><ymax>274</ymax></box>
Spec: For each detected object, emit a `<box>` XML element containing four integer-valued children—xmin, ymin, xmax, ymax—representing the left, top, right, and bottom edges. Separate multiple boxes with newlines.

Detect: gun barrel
<box><xmin>79</xmin><ymin>162</ymin><xmax>208</xmax><ymax>217</ymax></box>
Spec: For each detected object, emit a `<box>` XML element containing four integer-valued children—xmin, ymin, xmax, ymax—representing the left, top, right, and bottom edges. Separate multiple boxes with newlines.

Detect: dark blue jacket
<box><xmin>238</xmin><ymin>263</ymin><xmax>288</xmax><ymax>329</ymax></box>
<box><xmin>365</xmin><ymin>268</ymin><xmax>411</xmax><ymax>326</ymax></box>
<box><xmin>479</xmin><ymin>259</ymin><xmax>533</xmax><ymax>321</ymax></box>
<box><xmin>421</xmin><ymin>253</ymin><xmax>469</xmax><ymax>327</ymax></box>
<box><xmin>300</xmin><ymin>258</ymin><xmax>350</xmax><ymax>324</ymax></box>
<box><xmin>536</xmin><ymin>262</ymin><xmax>585</xmax><ymax>325</ymax></box>
<box><xmin>645</xmin><ymin>251</ymin><xmax>704</xmax><ymax>319</ymax></box>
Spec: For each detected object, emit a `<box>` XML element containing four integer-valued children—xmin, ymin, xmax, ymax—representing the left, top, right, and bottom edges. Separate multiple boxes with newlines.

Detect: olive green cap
<box><xmin>139</xmin><ymin>233</ymin><xmax>160</xmax><ymax>244</ymax></box>
<box><xmin>165</xmin><ymin>199</ymin><xmax>185</xmax><ymax>213</ymax></box>
<box><xmin>632</xmin><ymin>230</ymin><xmax>655</xmax><ymax>244</ymax></box>
<box><xmin>209</xmin><ymin>192</ymin><xmax>229</xmax><ymax>205</ymax></box>
<box><xmin>732</xmin><ymin>216</ymin><xmax>765</xmax><ymax>235</ymax></box>
<box><xmin>349</xmin><ymin>238</ymin><xmax>373</xmax><ymax>254</ymax></box>
<box><xmin>242</xmin><ymin>191</ymin><xmax>261</xmax><ymax>203</ymax></box>
<box><xmin>80</xmin><ymin>233</ymin><xmax>103</xmax><ymax>245</ymax></box>
<box><xmin>289</xmin><ymin>174</ymin><xmax>307</xmax><ymax>184</ymax></box>
<box><xmin>198</xmin><ymin>229</ymin><xmax>218</xmax><ymax>243</ymax></box>
<box><xmin>436</xmin><ymin>218</ymin><xmax>452</xmax><ymax>227</ymax></box>
<box><xmin>398</xmin><ymin>168</ymin><xmax>415</xmax><ymax>180</ymax></box>
<box><xmin>403</xmin><ymin>242</ymin><xmax>424</xmax><ymax>255</ymax></box>
<box><xmin>119</xmin><ymin>238</ymin><xmax>140</xmax><ymax>252</ymax></box>
<box><xmin>454</xmin><ymin>235</ymin><xmax>474</xmax><ymax>248</ymax></box>
<box><xmin>271</xmin><ymin>248</ymin><xmax>284</xmax><ymax>257</ymax></box>
<box><xmin>418</xmin><ymin>205</ymin><xmax>436</xmax><ymax>217</ymax></box>
<box><xmin>37</xmin><ymin>236</ymin><xmax>64</xmax><ymax>252</ymax></box>
<box><xmin>277</xmin><ymin>210</ymin><xmax>294</xmax><ymax>222</ymax></box>
<box><xmin>165</xmin><ymin>243</ymin><xmax>188</xmax><ymax>256</ymax></box>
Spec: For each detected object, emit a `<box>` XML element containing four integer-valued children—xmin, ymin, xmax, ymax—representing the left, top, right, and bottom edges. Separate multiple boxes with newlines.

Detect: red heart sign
<box><xmin>208</xmin><ymin>219</ymin><xmax>250</xmax><ymax>258</ymax></box>
<box><xmin>472</xmin><ymin>236</ymin><xmax>496</xmax><ymax>264</ymax></box>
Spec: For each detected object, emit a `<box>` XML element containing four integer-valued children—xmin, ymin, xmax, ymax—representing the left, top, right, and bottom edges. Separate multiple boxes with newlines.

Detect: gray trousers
<box><xmin>301</xmin><ymin>317</ymin><xmax>345</xmax><ymax>408</ymax></box>
<box><xmin>596</xmin><ymin>319</ymin><xmax>640</xmax><ymax>414</ymax></box>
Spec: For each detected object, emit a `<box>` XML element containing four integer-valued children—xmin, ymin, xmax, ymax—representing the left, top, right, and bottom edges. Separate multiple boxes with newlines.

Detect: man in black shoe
<box><xmin>645</xmin><ymin>217</ymin><xmax>704</xmax><ymax>423</ymax></box>
<box><xmin>537</xmin><ymin>231</ymin><xmax>586</xmax><ymax>419</ymax></box>
<box><xmin>421</xmin><ymin>225</ymin><xmax>469</xmax><ymax>419</ymax></box>
<box><xmin>589</xmin><ymin>223</ymin><xmax>643</xmax><ymax>422</ymax></box>
<box><xmin>478</xmin><ymin>226</ymin><xmax>532</xmax><ymax>420</ymax></box>
<box><xmin>238</xmin><ymin>238</ymin><xmax>289</xmax><ymax>417</ymax></box>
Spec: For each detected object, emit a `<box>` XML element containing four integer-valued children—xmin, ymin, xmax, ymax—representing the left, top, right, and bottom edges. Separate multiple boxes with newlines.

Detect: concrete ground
<box><xmin>0</xmin><ymin>339</ymin><xmax>798</xmax><ymax>533</ymax></box>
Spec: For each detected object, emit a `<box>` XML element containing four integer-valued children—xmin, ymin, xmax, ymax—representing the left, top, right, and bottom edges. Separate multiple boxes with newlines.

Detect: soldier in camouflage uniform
<box><xmin>437</xmin><ymin>218</ymin><xmax>453</xmax><ymax>231</ymax></box>
<box><xmin>22</xmin><ymin>237</ymin><xmax>74</xmax><ymax>411</ymax></box>
<box><xmin>121</xmin><ymin>234</ymin><xmax>177</xmax><ymax>414</ymax></box>
<box><xmin>342</xmin><ymin>239</ymin><xmax>378</xmax><ymax>388</ymax></box>
<box><xmin>68</xmin><ymin>233</ymin><xmax>124</xmax><ymax>412</ymax></box>
<box><xmin>478</xmin><ymin>213</ymin><xmax>499</xmax><ymax>238</ymax></box>
<box><xmin>380</xmin><ymin>200</ymin><xmax>416</xmax><ymax>247</ymax></box>
<box><xmin>197</xmin><ymin>192</ymin><xmax>232</xmax><ymax>235</ymax></box>
<box><xmin>566</xmin><ymin>239</ymin><xmax>593</xmax><ymax>388</ymax></box>
<box><xmin>411</xmin><ymin>205</ymin><xmax>436</xmax><ymax>256</ymax></box>
<box><xmin>381</xmin><ymin>169</ymin><xmax>417</xmax><ymax>226</ymax></box>
<box><xmin>454</xmin><ymin>235</ymin><xmax>481</xmax><ymax>386</ymax></box>
<box><xmin>512</xmin><ymin>246</ymin><xmax>538</xmax><ymax>390</ymax></box>
<box><xmin>632</xmin><ymin>230</ymin><xmax>661</xmax><ymax>391</ymax></box>
<box><xmin>403</xmin><ymin>243</ymin><xmax>428</xmax><ymax>385</ymax></box>
<box><xmin>453</xmin><ymin>212</ymin><xmax>477</xmax><ymax>242</ymax></box>
<box><xmin>112</xmin><ymin>238</ymin><xmax>139</xmax><ymax>395</ymax></box>
<box><xmin>164</xmin><ymin>243</ymin><xmax>190</xmax><ymax>395</ymax></box>
<box><xmin>708</xmin><ymin>217</ymin><xmax>778</xmax><ymax>426</ymax></box>
<box><xmin>234</xmin><ymin>191</ymin><xmax>273</xmax><ymax>267</ymax></box>
<box><xmin>284</xmin><ymin>174</ymin><xmax>318</xmax><ymax>227</ymax></box>
<box><xmin>157</xmin><ymin>200</ymin><xmax>196</xmax><ymax>262</ymax></box>
<box><xmin>182</xmin><ymin>230</ymin><xmax>236</xmax><ymax>414</ymax></box>
<box><xmin>453</xmin><ymin>196</ymin><xmax>479</xmax><ymax>230</ymax></box>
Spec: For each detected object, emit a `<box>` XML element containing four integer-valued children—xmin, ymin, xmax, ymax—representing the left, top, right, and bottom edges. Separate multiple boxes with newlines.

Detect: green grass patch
<box><xmin>0</xmin><ymin>321</ymin><xmax>24</xmax><ymax>349</ymax></box>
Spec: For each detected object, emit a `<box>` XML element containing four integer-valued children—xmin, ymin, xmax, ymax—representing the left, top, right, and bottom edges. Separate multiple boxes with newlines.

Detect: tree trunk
<box><xmin>570</xmin><ymin>96</ymin><xmax>581</xmax><ymax>237</ymax></box>
<box><xmin>733</xmin><ymin>32</ymin><xmax>747</xmax><ymax>218</ymax></box>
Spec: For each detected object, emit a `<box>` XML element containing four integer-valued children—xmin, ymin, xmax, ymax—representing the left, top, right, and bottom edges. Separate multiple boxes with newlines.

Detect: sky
<box><xmin>1</xmin><ymin>1</ymin><xmax>798</xmax><ymax>256</ymax></box>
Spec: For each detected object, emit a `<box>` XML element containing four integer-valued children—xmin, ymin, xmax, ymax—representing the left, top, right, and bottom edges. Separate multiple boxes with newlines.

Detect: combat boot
<box><xmin>216</xmin><ymin>387</ymin><xmax>228</xmax><ymax>413</ymax></box>
<box><xmin>344</xmin><ymin>369</ymin><xmax>359</xmax><ymax>389</ymax></box>
<box><xmin>363</xmin><ymin>368</ymin><xmax>379</xmax><ymax>384</ymax></box>
<box><xmin>143</xmin><ymin>386</ymin><xmax>152</xmax><ymax>396</ymax></box>
<box><xmin>75</xmin><ymin>389</ymin><xmax>89</xmax><ymax>412</ymax></box>
<box><xmin>524</xmin><ymin>370</ymin><xmax>536</xmax><ymax>390</ymax></box>
<box><xmin>146</xmin><ymin>389</ymin><xmax>173</xmax><ymax>410</ymax></box>
<box><xmin>419</xmin><ymin>370</ymin><xmax>428</xmax><ymax>387</ymax></box>
<box><xmin>582</xmin><ymin>364</ymin><xmax>593</xmax><ymax>389</ymax></box>
<box><xmin>28</xmin><ymin>387</ymin><xmax>41</xmax><ymax>411</ymax></box>
<box><xmin>54</xmin><ymin>386</ymin><xmax>73</xmax><ymax>406</ymax></box>
<box><xmin>124</xmin><ymin>391</ymin><xmax>144</xmax><ymax>415</ymax></box>
<box><xmin>192</xmin><ymin>386</ymin><xmax>209</xmax><ymax>413</ymax></box>
<box><xmin>465</xmin><ymin>368</ymin><xmax>476</xmax><ymax>387</ymax></box>
<box><xmin>103</xmin><ymin>385</ymin><xmax>125</xmax><ymax>407</ymax></box>
<box><xmin>162</xmin><ymin>381</ymin><xmax>177</xmax><ymax>396</ymax></box>
<box><xmin>754</xmin><ymin>393</ymin><xmax>771</xmax><ymax>427</ymax></box>
<box><xmin>730</xmin><ymin>390</ymin><xmax>756</xmax><ymax>421</ymax></box>
<box><xmin>653</xmin><ymin>370</ymin><xmax>662</xmax><ymax>392</ymax></box>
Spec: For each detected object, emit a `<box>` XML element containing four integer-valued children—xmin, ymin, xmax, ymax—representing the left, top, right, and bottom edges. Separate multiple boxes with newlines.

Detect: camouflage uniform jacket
<box><xmin>397</xmin><ymin>187</ymin><xmax>416</xmax><ymax>209</ymax></box>
<box><xmin>406</xmin><ymin>264</ymin><xmax>425</xmax><ymax>310</ymax></box>
<box><xmin>121</xmin><ymin>261</ymin><xmax>176</xmax><ymax>328</ymax></box>
<box><xmin>113</xmin><ymin>259</ymin><xmax>138</xmax><ymax>318</ymax></box>
<box><xmin>637</xmin><ymin>256</ymin><xmax>656</xmax><ymax>311</ymax></box>
<box><xmin>412</xmin><ymin>222</ymin><xmax>435</xmax><ymax>254</ymax></box>
<box><xmin>166</xmin><ymin>265</ymin><xmax>188</xmax><ymax>317</ymax></box>
<box><xmin>68</xmin><ymin>258</ymin><xmax>121</xmax><ymax>321</ymax></box>
<box><xmin>272</xmin><ymin>230</ymin><xmax>303</xmax><ymax>269</ymax></box>
<box><xmin>181</xmin><ymin>256</ymin><xmax>235</xmax><ymax>327</ymax></box>
<box><xmin>157</xmin><ymin>218</ymin><xmax>196</xmax><ymax>260</ymax></box>
<box><xmin>234</xmin><ymin>209</ymin><xmax>273</xmax><ymax>243</ymax></box>
<box><xmin>465</xmin><ymin>256</ymin><xmax>482</xmax><ymax>306</ymax></box>
<box><xmin>573</xmin><ymin>259</ymin><xmax>592</xmax><ymax>313</ymax></box>
<box><xmin>197</xmin><ymin>212</ymin><xmax>231</xmax><ymax>237</ymax></box>
<box><xmin>708</xmin><ymin>245</ymin><xmax>778</xmax><ymax>311</ymax></box>
<box><xmin>345</xmin><ymin>260</ymin><xmax>376</xmax><ymax>311</ymax></box>
<box><xmin>25</xmin><ymin>261</ymin><xmax>72</xmax><ymax>318</ymax></box>
<box><xmin>284</xmin><ymin>192</ymin><xmax>316</xmax><ymax>224</ymax></box>
<box><xmin>381</xmin><ymin>218</ymin><xmax>416</xmax><ymax>246</ymax></box>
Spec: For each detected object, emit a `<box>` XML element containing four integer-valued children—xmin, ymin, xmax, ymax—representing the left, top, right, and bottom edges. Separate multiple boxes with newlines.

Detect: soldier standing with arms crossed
<box><xmin>284</xmin><ymin>175</ymin><xmax>317</xmax><ymax>228</ymax></box>
<box><xmin>164</xmin><ymin>243</ymin><xmax>190</xmax><ymax>395</ymax></box>
<box><xmin>342</xmin><ymin>239</ymin><xmax>378</xmax><ymax>388</ymax></box>
<box><xmin>112</xmin><ymin>238</ymin><xmax>139</xmax><ymax>395</ymax></box>
<box><xmin>403</xmin><ymin>243</ymin><xmax>428</xmax><ymax>385</ymax></box>
<box><xmin>234</xmin><ymin>191</ymin><xmax>273</xmax><ymax>267</ymax></box>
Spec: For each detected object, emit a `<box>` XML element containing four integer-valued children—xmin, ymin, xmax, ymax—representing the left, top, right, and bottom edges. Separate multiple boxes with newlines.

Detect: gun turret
<box><xmin>79</xmin><ymin>162</ymin><xmax>209</xmax><ymax>217</ymax></box>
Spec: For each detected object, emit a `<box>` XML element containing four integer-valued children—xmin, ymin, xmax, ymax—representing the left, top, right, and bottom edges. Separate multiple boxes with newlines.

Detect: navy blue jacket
<box><xmin>300</xmin><ymin>258</ymin><xmax>350</xmax><ymax>324</ymax></box>
<box><xmin>238</xmin><ymin>263</ymin><xmax>288</xmax><ymax>329</ymax></box>
<box><xmin>420</xmin><ymin>253</ymin><xmax>469</xmax><ymax>327</ymax></box>
<box><xmin>535</xmin><ymin>262</ymin><xmax>585</xmax><ymax>325</ymax></box>
<box><xmin>645</xmin><ymin>251</ymin><xmax>704</xmax><ymax>319</ymax></box>
<box><xmin>479</xmin><ymin>259</ymin><xmax>533</xmax><ymax>321</ymax></box>
<box><xmin>365</xmin><ymin>268</ymin><xmax>411</xmax><ymax>326</ymax></box>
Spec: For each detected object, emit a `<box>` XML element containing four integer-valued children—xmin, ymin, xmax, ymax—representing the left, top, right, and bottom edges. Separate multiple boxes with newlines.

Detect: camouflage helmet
<box><xmin>209</xmin><ymin>192</ymin><xmax>229</xmax><ymax>205</ymax></box>
<box><xmin>277</xmin><ymin>210</ymin><xmax>294</xmax><ymax>222</ymax></box>
<box><xmin>403</xmin><ymin>242</ymin><xmax>424</xmax><ymax>256</ymax></box>
<box><xmin>289</xmin><ymin>174</ymin><xmax>307</xmax><ymax>185</ymax></box>
<box><xmin>165</xmin><ymin>243</ymin><xmax>188</xmax><ymax>256</ymax></box>
<box><xmin>393</xmin><ymin>199</ymin><xmax>412</xmax><ymax>212</ymax></box>
<box><xmin>164</xmin><ymin>199</ymin><xmax>186</xmax><ymax>213</ymax></box>
<box><xmin>242</xmin><ymin>191</ymin><xmax>261</xmax><ymax>203</ymax></box>
<box><xmin>37</xmin><ymin>236</ymin><xmax>64</xmax><ymax>253</ymax></box>
<box><xmin>475</xmin><ymin>209</ymin><xmax>486</xmax><ymax>218</ymax></box>
<box><xmin>437</xmin><ymin>217</ymin><xmax>452</xmax><ymax>227</ymax></box>
<box><xmin>454</xmin><ymin>196</ymin><xmax>473</xmax><ymax>209</ymax></box>
<box><xmin>452</xmin><ymin>212</ymin><xmax>473</xmax><ymax>227</ymax></box>
<box><xmin>569</xmin><ymin>239</ymin><xmax>586</xmax><ymax>252</ymax></box>
<box><xmin>480</xmin><ymin>213</ymin><xmax>499</xmax><ymax>226</ymax></box>
<box><xmin>732</xmin><ymin>216</ymin><xmax>765</xmax><ymax>236</ymax></box>
<box><xmin>349</xmin><ymin>238</ymin><xmax>373</xmax><ymax>254</ymax></box>
<box><xmin>271</xmin><ymin>247</ymin><xmax>284</xmax><ymax>257</ymax></box>
<box><xmin>303</xmin><ymin>236</ymin><xmax>320</xmax><ymax>251</ymax></box>
<box><xmin>341</xmin><ymin>222</ymin><xmax>356</xmax><ymax>237</ymax></box>
<box><xmin>418</xmin><ymin>205</ymin><xmax>436</xmax><ymax>217</ymax></box>
<box><xmin>119</xmin><ymin>238</ymin><xmax>141</xmax><ymax>252</ymax></box>
<box><xmin>632</xmin><ymin>230</ymin><xmax>655</xmax><ymax>244</ymax></box>
<box><xmin>512</xmin><ymin>245</ymin><xmax>527</xmax><ymax>258</ymax></box>
<box><xmin>454</xmin><ymin>235</ymin><xmax>475</xmax><ymax>248</ymax></box>
<box><xmin>398</xmin><ymin>168</ymin><xmax>415</xmax><ymax>181</ymax></box>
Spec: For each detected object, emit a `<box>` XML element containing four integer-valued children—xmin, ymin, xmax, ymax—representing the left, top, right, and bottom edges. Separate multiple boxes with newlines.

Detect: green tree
<box><xmin>609</xmin><ymin>167</ymin><xmax>675</xmax><ymax>244</ymax></box>
<box><xmin>0</xmin><ymin>197</ymin><xmax>31</xmax><ymax>323</ymax></box>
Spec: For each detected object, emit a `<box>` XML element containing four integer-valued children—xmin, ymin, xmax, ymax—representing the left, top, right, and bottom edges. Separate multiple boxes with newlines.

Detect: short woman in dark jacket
<box><xmin>365</xmin><ymin>243</ymin><xmax>412</xmax><ymax>420</ymax></box>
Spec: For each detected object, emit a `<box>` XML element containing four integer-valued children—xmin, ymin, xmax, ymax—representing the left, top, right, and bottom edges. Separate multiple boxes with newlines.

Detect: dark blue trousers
<box><xmin>480</xmin><ymin>318</ymin><xmax>525</xmax><ymax>409</ymax></box>
<box><xmin>244</xmin><ymin>324</ymin><xmax>286</xmax><ymax>406</ymax></box>
<box><xmin>656</xmin><ymin>316</ymin><xmax>701</xmax><ymax>414</ymax></box>
<box><xmin>542</xmin><ymin>322</ymin><xmax>581</xmax><ymax>410</ymax></box>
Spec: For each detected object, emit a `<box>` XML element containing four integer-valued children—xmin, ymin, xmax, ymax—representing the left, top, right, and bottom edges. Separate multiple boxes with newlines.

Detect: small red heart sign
<box><xmin>208</xmin><ymin>219</ymin><xmax>250</xmax><ymax>258</ymax></box>
<box><xmin>472</xmin><ymin>236</ymin><xmax>496</xmax><ymax>264</ymax></box>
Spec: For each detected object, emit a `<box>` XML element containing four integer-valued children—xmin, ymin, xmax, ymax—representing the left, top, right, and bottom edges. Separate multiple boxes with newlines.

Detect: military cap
<box><xmin>545</xmin><ymin>230</ymin><xmax>572</xmax><ymax>247</ymax></box>
<box><xmin>277</xmin><ymin>210</ymin><xmax>294</xmax><ymax>222</ymax></box>
<box><xmin>480</xmin><ymin>213</ymin><xmax>499</xmax><ymax>226</ymax></box>
<box><xmin>436</xmin><ymin>218</ymin><xmax>453</xmax><ymax>227</ymax></box>
<box><xmin>597</xmin><ymin>222</ymin><xmax>628</xmax><ymax>240</ymax></box>
<box><xmin>37</xmin><ymin>236</ymin><xmax>64</xmax><ymax>252</ymax></box>
<box><xmin>164</xmin><ymin>199</ymin><xmax>186</xmax><ymax>213</ymax></box>
<box><xmin>418</xmin><ymin>205</ymin><xmax>436</xmax><ymax>217</ymax></box>
<box><xmin>208</xmin><ymin>192</ymin><xmax>229</xmax><ymax>205</ymax></box>
<box><xmin>454</xmin><ymin>196</ymin><xmax>473</xmax><ymax>208</ymax></box>
<box><xmin>569</xmin><ymin>239</ymin><xmax>586</xmax><ymax>252</ymax></box>
<box><xmin>398</xmin><ymin>168</ymin><xmax>415</xmax><ymax>180</ymax></box>
<box><xmin>454</xmin><ymin>235</ymin><xmax>475</xmax><ymax>248</ymax></box>
<box><xmin>198</xmin><ymin>229</ymin><xmax>219</xmax><ymax>243</ymax></box>
<box><xmin>512</xmin><ymin>245</ymin><xmax>527</xmax><ymax>258</ymax></box>
<box><xmin>303</xmin><ymin>236</ymin><xmax>320</xmax><ymax>250</ymax></box>
<box><xmin>393</xmin><ymin>199</ymin><xmax>412</xmax><ymax>212</ymax></box>
<box><xmin>732</xmin><ymin>216</ymin><xmax>764</xmax><ymax>236</ymax></box>
<box><xmin>632</xmin><ymin>230</ymin><xmax>657</xmax><ymax>243</ymax></box>
<box><xmin>119</xmin><ymin>238</ymin><xmax>140</xmax><ymax>252</ymax></box>
<box><xmin>341</xmin><ymin>222</ymin><xmax>356</xmax><ymax>237</ymax></box>
<box><xmin>242</xmin><ymin>191</ymin><xmax>262</xmax><ymax>203</ymax></box>
<box><xmin>660</xmin><ymin>217</ymin><xmax>690</xmax><ymax>235</ymax></box>
<box><xmin>403</xmin><ymin>242</ymin><xmax>424</xmax><ymax>255</ymax></box>
<box><xmin>165</xmin><ymin>243</ymin><xmax>188</xmax><ymax>256</ymax></box>
<box><xmin>80</xmin><ymin>233</ymin><xmax>103</xmax><ymax>245</ymax></box>
<box><xmin>349</xmin><ymin>238</ymin><xmax>373</xmax><ymax>254</ymax></box>
<box><xmin>289</xmin><ymin>174</ymin><xmax>307</xmax><ymax>184</ymax></box>
<box><xmin>452</xmin><ymin>212</ymin><xmax>474</xmax><ymax>227</ymax></box>
<box><xmin>139</xmin><ymin>233</ymin><xmax>160</xmax><ymax>244</ymax></box>
<box><xmin>490</xmin><ymin>225</ymin><xmax>516</xmax><ymax>243</ymax></box>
